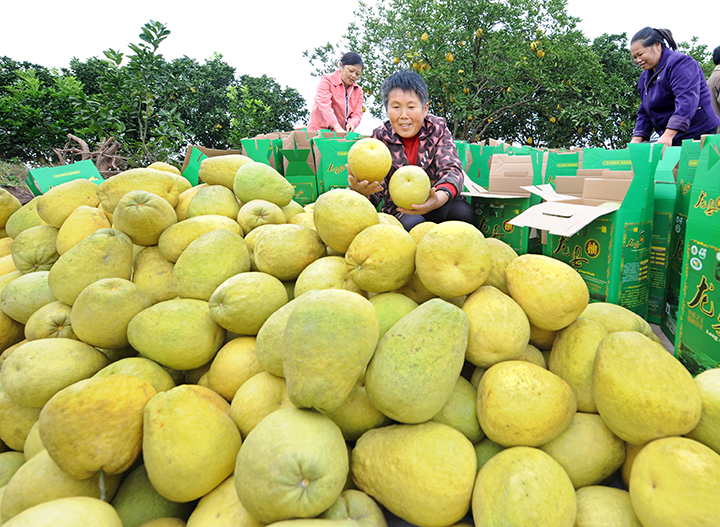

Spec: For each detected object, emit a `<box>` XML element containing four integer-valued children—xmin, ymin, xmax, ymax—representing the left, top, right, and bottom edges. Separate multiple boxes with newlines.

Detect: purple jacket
<box><xmin>370</xmin><ymin>114</ymin><xmax>464</xmax><ymax>217</ymax></box>
<box><xmin>633</xmin><ymin>48</ymin><xmax>720</xmax><ymax>145</ymax></box>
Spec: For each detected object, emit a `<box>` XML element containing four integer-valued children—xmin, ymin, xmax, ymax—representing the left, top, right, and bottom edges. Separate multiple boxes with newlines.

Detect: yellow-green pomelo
<box><xmin>208</xmin><ymin>271</ymin><xmax>287</xmax><ymax>335</ymax></box>
<box><xmin>132</xmin><ymin>246</ymin><xmax>176</xmax><ymax>305</ymax></box>
<box><xmin>255</xmin><ymin>294</ymin><xmax>308</xmax><ymax>377</ymax></box>
<box><xmin>474</xmin><ymin>437</ymin><xmax>506</xmax><ymax>473</ymax></box>
<box><xmin>281</xmin><ymin>199</ymin><xmax>305</xmax><ymax>222</ymax></box>
<box><xmin>158</xmin><ymin>214</ymin><xmax>242</xmax><ymax>263</ymax></box>
<box><xmin>147</xmin><ymin>161</ymin><xmax>181</xmax><ymax>175</ymax></box>
<box><xmin>313</xmin><ymin>189</ymin><xmax>379</xmax><ymax>253</ymax></box>
<box><xmin>621</xmin><ymin>441</ymin><xmax>645</xmax><ymax>488</ymax></box>
<box><xmin>353</xmin><ymin>421</ymin><xmax>475</xmax><ymax>527</ymax></box>
<box><xmin>580</xmin><ymin>301</ymin><xmax>655</xmax><ymax>339</ymax></box>
<box><xmin>47</xmin><ymin>228</ymin><xmax>133</xmax><ymax>305</ymax></box>
<box><xmin>71</xmin><ymin>277</ymin><xmax>151</xmax><ymax>349</ymax></box>
<box><xmin>10</xmin><ymin>225</ymin><xmax>59</xmax><ymax>273</ymax></box>
<box><xmin>592</xmin><ymin>331</ymin><xmax>701</xmax><ymax>445</ymax></box>
<box><xmin>0</xmin><ymin>385</ymin><xmax>40</xmax><ymax>451</ymax></box>
<box><xmin>0</xmin><ymin>451</ymin><xmax>25</xmax><ymax>486</ymax></box>
<box><xmin>0</xmin><ymin>236</ymin><xmax>12</xmax><ymax>257</ymax></box>
<box><xmin>235</xmin><ymin>407</ymin><xmax>348</xmax><ymax>523</ymax></box>
<box><xmin>462</xmin><ymin>285</ymin><xmax>530</xmax><ymax>368</ymax></box>
<box><xmin>39</xmin><ymin>374</ymin><xmax>156</xmax><ymax>478</ymax></box>
<box><xmin>0</xmin><ymin>450</ymin><xmax>121</xmax><ymax>522</ymax></box>
<box><xmin>483</xmin><ymin>237</ymin><xmax>518</xmax><ymax>294</ymax></box>
<box><xmin>416</xmin><ymin>221</ymin><xmax>491</xmax><ymax>298</ymax></box>
<box><xmin>35</xmin><ymin>178</ymin><xmax>100</xmax><ymax>228</ymax></box>
<box><xmin>477</xmin><ymin>361</ymin><xmax>577</xmax><ymax>447</ymax></box>
<box><xmin>24</xmin><ymin>300</ymin><xmax>76</xmax><ymax>341</ymax></box>
<box><xmin>472</xmin><ymin>446</ymin><xmax>577</xmax><ymax>527</ymax></box>
<box><xmin>506</xmin><ymin>254</ymin><xmax>589</xmax><ymax>331</ymax></box>
<box><xmin>377</xmin><ymin>212</ymin><xmax>403</xmax><ymax>228</ymax></box>
<box><xmin>529</xmin><ymin>321</ymin><xmax>557</xmax><ymax>351</ymax></box>
<box><xmin>173</xmin><ymin>229</ymin><xmax>250</xmax><ymax>301</ymax></box>
<box><xmin>206</xmin><ymin>337</ymin><xmax>263</xmax><ymax>401</ymax></box>
<box><xmin>55</xmin><ymin>205</ymin><xmax>112</xmax><ymax>255</ymax></box>
<box><xmin>112</xmin><ymin>190</ymin><xmax>178</xmax><ymax>246</ymax></box>
<box><xmin>539</xmin><ymin>412</ymin><xmax>625</xmax><ymax>489</ymax></box>
<box><xmin>174</xmin><ymin>184</ymin><xmax>203</xmax><ymax>222</ymax></box>
<box><xmin>408</xmin><ymin>221</ymin><xmax>436</xmax><ymax>244</ymax></box>
<box><xmin>365</xmin><ymin>298</ymin><xmax>468</xmax><ymax>424</ymax></box>
<box><xmin>346</xmin><ymin>224</ymin><xmax>416</xmax><ymax>293</ymax></box>
<box><xmin>23</xmin><ymin>421</ymin><xmax>45</xmax><ymax>461</ymax></box>
<box><xmin>94</xmin><ymin>357</ymin><xmax>175</xmax><ymax>393</ymax></box>
<box><xmin>237</xmin><ymin>199</ymin><xmax>286</xmax><ymax>234</ymax></box>
<box><xmin>517</xmin><ymin>343</ymin><xmax>547</xmax><ymax>368</ymax></box>
<box><xmin>392</xmin><ymin>270</ymin><xmax>437</xmax><ymax>304</ymax></box>
<box><xmin>243</xmin><ymin>223</ymin><xmax>275</xmax><ymax>267</ymax></box>
<box><xmin>128</xmin><ymin>298</ymin><xmax>225</xmax><ymax>370</ymax></box>
<box><xmin>685</xmin><ymin>368</ymin><xmax>720</xmax><ymax>454</ymax></box>
<box><xmin>1</xmin><ymin>270</ymin><xmax>56</xmax><ymax>324</ymax></box>
<box><xmin>320</xmin><ymin>489</ymin><xmax>387</xmax><ymax>526</ymax></box>
<box><xmin>253</xmin><ymin>224</ymin><xmax>326</xmax><ymax>281</ymax></box>
<box><xmin>4</xmin><ymin>198</ymin><xmax>45</xmax><ymax>239</ymax></box>
<box><xmin>368</xmin><ymin>292</ymin><xmax>418</xmax><ymax>339</ymax></box>
<box><xmin>199</xmin><ymin>154</ymin><xmax>253</xmax><ymax>189</ymax></box>
<box><xmin>143</xmin><ymin>384</ymin><xmax>241</xmax><ymax>502</ymax></box>
<box><xmin>283</xmin><ymin>289</ymin><xmax>379</xmax><ymax>412</ymax></box>
<box><xmin>629</xmin><ymin>437</ymin><xmax>720</xmax><ymax>527</ymax></box>
<box><xmin>290</xmin><ymin>211</ymin><xmax>315</xmax><ymax>228</ymax></box>
<box><xmin>0</xmin><ymin>254</ymin><xmax>17</xmax><ymax>276</ymax></box>
<box><xmin>0</xmin><ymin>189</ymin><xmax>21</xmax><ymax>228</ymax></box>
<box><xmin>230</xmin><ymin>371</ymin><xmax>292</xmax><ymax>438</ymax></box>
<box><xmin>388</xmin><ymin>165</ymin><xmax>431</xmax><ymax>209</ymax></box>
<box><xmin>574</xmin><ymin>486</ymin><xmax>641</xmax><ymax>527</ymax></box>
<box><xmin>294</xmin><ymin>255</ymin><xmax>363</xmax><ymax>297</ymax></box>
<box><xmin>430</xmin><ymin>375</ymin><xmax>483</xmax><ymax>444</ymax></box>
<box><xmin>0</xmin><ymin>338</ymin><xmax>108</xmax><ymax>408</ymax></box>
<box><xmin>2</xmin><ymin>496</ymin><xmax>122</xmax><ymax>527</ymax></box>
<box><xmin>549</xmin><ymin>317</ymin><xmax>608</xmax><ymax>414</ymax></box>
<box><xmin>347</xmin><ymin>137</ymin><xmax>392</xmax><ymax>183</ymax></box>
<box><xmin>111</xmin><ymin>465</ymin><xmax>194</xmax><ymax>527</ymax></box>
<box><xmin>140</xmin><ymin>519</ymin><xmax>188</xmax><ymax>527</ymax></box>
<box><xmin>233</xmin><ymin>161</ymin><xmax>295</xmax><ymax>207</ymax></box>
<box><xmin>97</xmin><ymin>168</ymin><xmax>186</xmax><ymax>213</ymax></box>
<box><xmin>186</xmin><ymin>184</ymin><xmax>240</xmax><ymax>220</ymax></box>
<box><xmin>321</xmin><ymin>370</ymin><xmax>392</xmax><ymax>442</ymax></box>
<box><xmin>186</xmin><ymin>475</ymin><xmax>263</xmax><ymax>527</ymax></box>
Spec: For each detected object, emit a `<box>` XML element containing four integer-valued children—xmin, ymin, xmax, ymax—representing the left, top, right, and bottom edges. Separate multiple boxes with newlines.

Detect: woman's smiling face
<box><xmin>386</xmin><ymin>88</ymin><xmax>429</xmax><ymax>138</ymax></box>
<box><xmin>631</xmin><ymin>41</ymin><xmax>663</xmax><ymax>71</ymax></box>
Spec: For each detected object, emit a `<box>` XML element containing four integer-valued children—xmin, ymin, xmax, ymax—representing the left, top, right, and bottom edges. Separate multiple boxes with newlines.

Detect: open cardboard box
<box><xmin>25</xmin><ymin>159</ymin><xmax>103</xmax><ymax>196</ymax></box>
<box><xmin>509</xmin><ymin>143</ymin><xmax>663</xmax><ymax>316</ymax></box>
<box><xmin>463</xmin><ymin>153</ymin><xmax>543</xmax><ymax>254</ymax></box>
<box><xmin>181</xmin><ymin>145</ymin><xmax>242</xmax><ymax>186</ymax></box>
<box><xmin>312</xmin><ymin>134</ymin><xmax>360</xmax><ymax>194</ymax></box>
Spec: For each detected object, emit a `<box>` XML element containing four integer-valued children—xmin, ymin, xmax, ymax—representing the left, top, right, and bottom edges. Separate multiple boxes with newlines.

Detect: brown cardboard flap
<box><xmin>488</xmin><ymin>176</ymin><xmax>533</xmax><ymax>196</ymax></box>
<box><xmin>554</xmin><ymin>176</ymin><xmax>585</xmax><ymax>196</ymax></box>
<box><xmin>582</xmin><ymin>178</ymin><xmax>632</xmax><ymax>202</ymax></box>
<box><xmin>576</xmin><ymin>169</ymin><xmax>605</xmax><ymax>178</ymax></box>
<box><xmin>602</xmin><ymin>170</ymin><xmax>634</xmax><ymax>179</ymax></box>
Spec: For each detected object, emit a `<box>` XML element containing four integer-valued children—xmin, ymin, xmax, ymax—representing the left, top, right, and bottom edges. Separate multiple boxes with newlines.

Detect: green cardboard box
<box><xmin>661</xmin><ymin>139</ymin><xmax>704</xmax><ymax>341</ymax></box>
<box><xmin>278</xmin><ymin>130</ymin><xmax>316</xmax><ymax>178</ymax></box>
<box><xmin>312</xmin><ymin>135</ymin><xmax>360</xmax><ymax>194</ymax></box>
<box><xmin>25</xmin><ymin>159</ymin><xmax>103</xmax><ymax>196</ymax></box>
<box><xmin>543</xmin><ymin>150</ymin><xmax>580</xmax><ymax>186</ymax></box>
<box><xmin>674</xmin><ymin>136</ymin><xmax>720</xmax><ymax>374</ymax></box>
<box><xmin>463</xmin><ymin>153</ymin><xmax>544</xmax><ymax>255</ymax></box>
<box><xmin>465</xmin><ymin>143</ymin><xmax>508</xmax><ymax>186</ymax></box>
<box><xmin>286</xmin><ymin>174</ymin><xmax>318</xmax><ymax>206</ymax></box>
<box><xmin>647</xmin><ymin>146</ymin><xmax>681</xmax><ymax>324</ymax></box>
<box><xmin>240</xmin><ymin>133</ymin><xmax>285</xmax><ymax>171</ymax></box>
<box><xmin>454</xmin><ymin>140</ymin><xmax>469</xmax><ymax>172</ymax></box>
<box><xmin>509</xmin><ymin>143</ymin><xmax>662</xmax><ymax>317</ymax></box>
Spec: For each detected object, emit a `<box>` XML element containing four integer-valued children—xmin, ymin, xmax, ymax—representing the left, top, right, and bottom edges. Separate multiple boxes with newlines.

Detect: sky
<box><xmin>1</xmin><ymin>0</ymin><xmax>717</xmax><ymax>136</ymax></box>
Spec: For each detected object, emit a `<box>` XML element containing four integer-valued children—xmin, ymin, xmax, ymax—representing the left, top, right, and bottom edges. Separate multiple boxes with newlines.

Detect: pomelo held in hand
<box><xmin>347</xmin><ymin>137</ymin><xmax>392</xmax><ymax>183</ymax></box>
<box><xmin>389</xmin><ymin>165</ymin><xmax>431</xmax><ymax>209</ymax></box>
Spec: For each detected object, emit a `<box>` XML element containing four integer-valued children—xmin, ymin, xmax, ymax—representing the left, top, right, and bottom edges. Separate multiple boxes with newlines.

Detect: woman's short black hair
<box><xmin>340</xmin><ymin>52</ymin><xmax>363</xmax><ymax>67</ymax></box>
<box><xmin>631</xmin><ymin>27</ymin><xmax>678</xmax><ymax>51</ymax></box>
<box><xmin>713</xmin><ymin>45</ymin><xmax>720</xmax><ymax>66</ymax></box>
<box><xmin>381</xmin><ymin>70</ymin><xmax>429</xmax><ymax>109</ymax></box>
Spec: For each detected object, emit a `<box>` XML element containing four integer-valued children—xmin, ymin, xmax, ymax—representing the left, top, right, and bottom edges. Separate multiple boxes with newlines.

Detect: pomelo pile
<box><xmin>0</xmin><ymin>156</ymin><xmax>719</xmax><ymax>527</ymax></box>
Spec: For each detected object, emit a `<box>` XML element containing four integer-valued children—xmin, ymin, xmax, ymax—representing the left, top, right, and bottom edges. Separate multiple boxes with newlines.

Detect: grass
<box><xmin>0</xmin><ymin>159</ymin><xmax>30</xmax><ymax>188</ymax></box>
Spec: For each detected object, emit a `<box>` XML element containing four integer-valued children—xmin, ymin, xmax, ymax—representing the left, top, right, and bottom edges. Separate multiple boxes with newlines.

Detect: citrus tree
<box><xmin>306</xmin><ymin>0</ymin><xmax>640</xmax><ymax>148</ymax></box>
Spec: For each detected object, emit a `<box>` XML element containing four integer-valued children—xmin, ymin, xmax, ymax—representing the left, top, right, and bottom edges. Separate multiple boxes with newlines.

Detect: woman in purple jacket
<box><xmin>630</xmin><ymin>27</ymin><xmax>720</xmax><ymax>148</ymax></box>
<box><xmin>348</xmin><ymin>70</ymin><xmax>474</xmax><ymax>231</ymax></box>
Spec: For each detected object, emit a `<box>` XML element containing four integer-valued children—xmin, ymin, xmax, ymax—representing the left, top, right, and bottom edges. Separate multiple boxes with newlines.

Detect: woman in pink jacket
<box><xmin>307</xmin><ymin>52</ymin><xmax>364</xmax><ymax>133</ymax></box>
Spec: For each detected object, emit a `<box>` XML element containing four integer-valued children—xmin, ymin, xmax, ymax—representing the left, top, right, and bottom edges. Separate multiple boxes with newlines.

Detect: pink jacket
<box><xmin>307</xmin><ymin>69</ymin><xmax>363</xmax><ymax>132</ymax></box>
